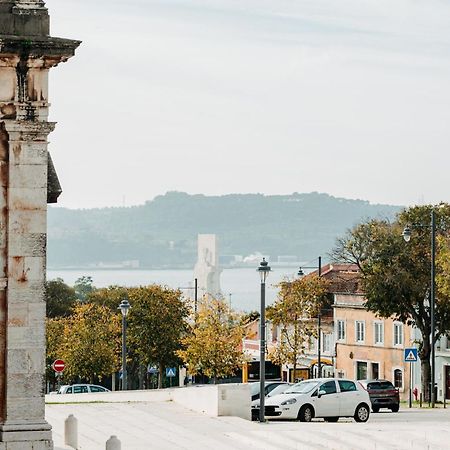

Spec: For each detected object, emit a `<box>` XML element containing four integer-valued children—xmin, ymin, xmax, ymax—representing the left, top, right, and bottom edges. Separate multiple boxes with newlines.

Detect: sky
<box><xmin>46</xmin><ymin>0</ymin><xmax>450</xmax><ymax>209</ymax></box>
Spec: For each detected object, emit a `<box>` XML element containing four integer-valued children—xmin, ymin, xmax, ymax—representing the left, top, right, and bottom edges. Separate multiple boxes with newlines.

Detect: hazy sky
<box><xmin>46</xmin><ymin>0</ymin><xmax>450</xmax><ymax>209</ymax></box>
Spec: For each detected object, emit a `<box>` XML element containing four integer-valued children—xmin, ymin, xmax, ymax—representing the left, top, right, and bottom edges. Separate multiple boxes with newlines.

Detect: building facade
<box><xmin>334</xmin><ymin>293</ymin><xmax>413</xmax><ymax>399</ymax></box>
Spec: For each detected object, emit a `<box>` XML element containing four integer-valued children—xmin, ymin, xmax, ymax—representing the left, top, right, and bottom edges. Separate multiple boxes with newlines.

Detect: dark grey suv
<box><xmin>359</xmin><ymin>380</ymin><xmax>400</xmax><ymax>412</ymax></box>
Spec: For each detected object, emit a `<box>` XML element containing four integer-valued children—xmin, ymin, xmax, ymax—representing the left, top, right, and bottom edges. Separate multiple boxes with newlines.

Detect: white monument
<box><xmin>193</xmin><ymin>234</ymin><xmax>222</xmax><ymax>298</ymax></box>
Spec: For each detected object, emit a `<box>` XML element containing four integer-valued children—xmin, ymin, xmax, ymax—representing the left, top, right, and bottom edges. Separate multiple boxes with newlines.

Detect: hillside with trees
<box><xmin>47</xmin><ymin>191</ymin><xmax>401</xmax><ymax>268</ymax></box>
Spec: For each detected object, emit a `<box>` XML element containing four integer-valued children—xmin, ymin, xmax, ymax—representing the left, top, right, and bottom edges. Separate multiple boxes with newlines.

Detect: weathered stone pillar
<box><xmin>0</xmin><ymin>1</ymin><xmax>79</xmax><ymax>448</ymax></box>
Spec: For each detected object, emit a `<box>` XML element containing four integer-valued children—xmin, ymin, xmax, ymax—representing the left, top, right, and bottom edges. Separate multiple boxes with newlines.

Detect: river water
<box><xmin>46</xmin><ymin>267</ymin><xmax>301</xmax><ymax>312</ymax></box>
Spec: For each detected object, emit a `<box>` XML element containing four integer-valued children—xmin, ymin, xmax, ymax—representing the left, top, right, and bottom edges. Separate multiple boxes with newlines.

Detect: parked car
<box><xmin>249</xmin><ymin>381</ymin><xmax>288</xmax><ymax>401</ymax></box>
<box><xmin>255</xmin><ymin>378</ymin><xmax>371</xmax><ymax>422</ymax></box>
<box><xmin>56</xmin><ymin>384</ymin><xmax>110</xmax><ymax>394</ymax></box>
<box><xmin>251</xmin><ymin>383</ymin><xmax>293</xmax><ymax>420</ymax></box>
<box><xmin>358</xmin><ymin>380</ymin><xmax>400</xmax><ymax>412</ymax></box>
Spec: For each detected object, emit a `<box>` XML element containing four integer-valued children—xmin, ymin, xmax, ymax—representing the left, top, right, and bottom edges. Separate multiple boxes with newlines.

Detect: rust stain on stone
<box><xmin>7</xmin><ymin>318</ymin><xmax>24</xmax><ymax>327</ymax></box>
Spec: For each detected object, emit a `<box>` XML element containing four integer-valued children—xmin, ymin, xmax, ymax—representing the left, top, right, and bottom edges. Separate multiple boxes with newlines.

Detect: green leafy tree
<box><xmin>177</xmin><ymin>297</ymin><xmax>245</xmax><ymax>383</ymax></box>
<box><xmin>87</xmin><ymin>285</ymin><xmax>129</xmax><ymax>311</ymax></box>
<box><xmin>332</xmin><ymin>203</ymin><xmax>450</xmax><ymax>400</ymax></box>
<box><xmin>127</xmin><ymin>285</ymin><xmax>190</xmax><ymax>388</ymax></box>
<box><xmin>74</xmin><ymin>275</ymin><xmax>95</xmax><ymax>302</ymax></box>
<box><xmin>46</xmin><ymin>278</ymin><xmax>77</xmax><ymax>318</ymax></box>
<box><xmin>58</xmin><ymin>303</ymin><xmax>121</xmax><ymax>383</ymax></box>
<box><xmin>46</xmin><ymin>318</ymin><xmax>66</xmax><ymax>389</ymax></box>
<box><xmin>267</xmin><ymin>275</ymin><xmax>329</xmax><ymax>381</ymax></box>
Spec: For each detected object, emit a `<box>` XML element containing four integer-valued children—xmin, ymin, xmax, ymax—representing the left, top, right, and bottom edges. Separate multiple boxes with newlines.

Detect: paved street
<box><xmin>46</xmin><ymin>402</ymin><xmax>450</xmax><ymax>450</ymax></box>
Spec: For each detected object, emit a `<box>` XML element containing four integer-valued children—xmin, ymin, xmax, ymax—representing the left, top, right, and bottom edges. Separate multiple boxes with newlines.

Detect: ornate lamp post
<box><xmin>118</xmin><ymin>299</ymin><xmax>131</xmax><ymax>390</ymax></box>
<box><xmin>298</xmin><ymin>256</ymin><xmax>322</xmax><ymax>378</ymax></box>
<box><xmin>257</xmin><ymin>258</ymin><xmax>271</xmax><ymax>423</ymax></box>
<box><xmin>402</xmin><ymin>210</ymin><xmax>437</xmax><ymax>407</ymax></box>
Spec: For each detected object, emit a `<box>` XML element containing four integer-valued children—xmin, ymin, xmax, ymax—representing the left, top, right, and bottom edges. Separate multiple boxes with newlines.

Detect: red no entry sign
<box><xmin>52</xmin><ymin>359</ymin><xmax>65</xmax><ymax>373</ymax></box>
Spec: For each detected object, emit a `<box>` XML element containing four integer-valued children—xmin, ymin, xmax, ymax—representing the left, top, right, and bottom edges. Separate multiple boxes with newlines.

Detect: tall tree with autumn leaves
<box><xmin>177</xmin><ymin>297</ymin><xmax>246</xmax><ymax>383</ymax></box>
<box><xmin>267</xmin><ymin>275</ymin><xmax>330</xmax><ymax>381</ymax></box>
<box><xmin>332</xmin><ymin>203</ymin><xmax>450</xmax><ymax>400</ymax></box>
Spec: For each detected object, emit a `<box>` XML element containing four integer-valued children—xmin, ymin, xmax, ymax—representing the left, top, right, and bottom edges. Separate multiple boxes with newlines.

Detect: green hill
<box><xmin>47</xmin><ymin>191</ymin><xmax>401</xmax><ymax>268</ymax></box>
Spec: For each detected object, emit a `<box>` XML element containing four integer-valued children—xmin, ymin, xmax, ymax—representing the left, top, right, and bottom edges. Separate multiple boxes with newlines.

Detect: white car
<box><xmin>56</xmin><ymin>384</ymin><xmax>110</xmax><ymax>394</ymax></box>
<box><xmin>262</xmin><ymin>378</ymin><xmax>371</xmax><ymax>422</ymax></box>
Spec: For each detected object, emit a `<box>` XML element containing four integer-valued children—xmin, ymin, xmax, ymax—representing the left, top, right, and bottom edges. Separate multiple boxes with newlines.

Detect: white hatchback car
<box><xmin>57</xmin><ymin>384</ymin><xmax>110</xmax><ymax>394</ymax></box>
<box><xmin>262</xmin><ymin>378</ymin><xmax>370</xmax><ymax>422</ymax></box>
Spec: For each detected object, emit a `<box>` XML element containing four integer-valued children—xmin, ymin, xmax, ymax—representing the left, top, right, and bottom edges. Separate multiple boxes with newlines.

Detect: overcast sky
<box><xmin>46</xmin><ymin>0</ymin><xmax>450</xmax><ymax>209</ymax></box>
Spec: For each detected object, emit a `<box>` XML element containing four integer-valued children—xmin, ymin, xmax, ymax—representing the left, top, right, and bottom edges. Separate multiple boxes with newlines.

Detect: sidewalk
<box><xmin>46</xmin><ymin>401</ymin><xmax>450</xmax><ymax>450</ymax></box>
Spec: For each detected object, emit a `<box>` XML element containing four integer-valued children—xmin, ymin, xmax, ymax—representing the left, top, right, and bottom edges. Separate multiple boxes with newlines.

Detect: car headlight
<box><xmin>281</xmin><ymin>398</ymin><xmax>297</xmax><ymax>405</ymax></box>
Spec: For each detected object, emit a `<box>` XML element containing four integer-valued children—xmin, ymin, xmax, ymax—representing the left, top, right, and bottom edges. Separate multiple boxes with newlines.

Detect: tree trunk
<box><xmin>158</xmin><ymin>365</ymin><xmax>163</xmax><ymax>389</ymax></box>
<box><xmin>293</xmin><ymin>354</ymin><xmax>297</xmax><ymax>383</ymax></box>
<box><xmin>419</xmin><ymin>339</ymin><xmax>431</xmax><ymax>402</ymax></box>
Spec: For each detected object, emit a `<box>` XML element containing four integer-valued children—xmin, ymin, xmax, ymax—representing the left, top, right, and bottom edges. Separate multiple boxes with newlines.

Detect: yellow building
<box><xmin>334</xmin><ymin>292</ymin><xmax>414</xmax><ymax>399</ymax></box>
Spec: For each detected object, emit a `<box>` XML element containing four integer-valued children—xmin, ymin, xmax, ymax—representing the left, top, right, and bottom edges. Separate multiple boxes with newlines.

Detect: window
<box><xmin>394</xmin><ymin>369</ymin><xmax>403</xmax><ymax>389</ymax></box>
<box><xmin>322</xmin><ymin>333</ymin><xmax>331</xmax><ymax>353</ymax></box>
<box><xmin>90</xmin><ymin>386</ymin><xmax>106</xmax><ymax>393</ymax></box>
<box><xmin>356</xmin><ymin>361</ymin><xmax>367</xmax><ymax>380</ymax></box>
<box><xmin>73</xmin><ymin>385</ymin><xmax>88</xmax><ymax>394</ymax></box>
<box><xmin>338</xmin><ymin>380</ymin><xmax>357</xmax><ymax>392</ymax></box>
<box><xmin>371</xmin><ymin>362</ymin><xmax>379</xmax><ymax>380</ymax></box>
<box><xmin>374</xmin><ymin>322</ymin><xmax>384</xmax><ymax>345</ymax></box>
<box><xmin>66</xmin><ymin>387</ymin><xmax>72</xmax><ymax>394</ymax></box>
<box><xmin>337</xmin><ymin>320</ymin><xmax>345</xmax><ymax>341</ymax></box>
<box><xmin>319</xmin><ymin>380</ymin><xmax>337</xmax><ymax>395</ymax></box>
<box><xmin>394</xmin><ymin>323</ymin><xmax>403</xmax><ymax>346</ymax></box>
<box><xmin>309</xmin><ymin>336</ymin><xmax>317</xmax><ymax>351</ymax></box>
<box><xmin>355</xmin><ymin>321</ymin><xmax>365</xmax><ymax>343</ymax></box>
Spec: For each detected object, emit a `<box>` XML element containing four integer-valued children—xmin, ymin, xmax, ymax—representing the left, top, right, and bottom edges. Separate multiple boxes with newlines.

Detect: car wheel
<box><xmin>372</xmin><ymin>406</ymin><xmax>379</xmax><ymax>413</ymax></box>
<box><xmin>324</xmin><ymin>417</ymin><xmax>339</xmax><ymax>422</ymax></box>
<box><xmin>390</xmin><ymin>405</ymin><xmax>399</xmax><ymax>413</ymax></box>
<box><xmin>354</xmin><ymin>404</ymin><xmax>370</xmax><ymax>423</ymax></box>
<box><xmin>298</xmin><ymin>405</ymin><xmax>314</xmax><ymax>422</ymax></box>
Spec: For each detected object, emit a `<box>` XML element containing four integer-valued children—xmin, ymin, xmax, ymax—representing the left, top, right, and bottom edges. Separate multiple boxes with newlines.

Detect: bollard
<box><xmin>420</xmin><ymin>393</ymin><xmax>422</xmax><ymax>408</ymax></box>
<box><xmin>444</xmin><ymin>396</ymin><xmax>446</xmax><ymax>409</ymax></box>
<box><xmin>64</xmin><ymin>414</ymin><xmax>78</xmax><ymax>449</ymax></box>
<box><xmin>106</xmin><ymin>435</ymin><xmax>121</xmax><ymax>450</ymax></box>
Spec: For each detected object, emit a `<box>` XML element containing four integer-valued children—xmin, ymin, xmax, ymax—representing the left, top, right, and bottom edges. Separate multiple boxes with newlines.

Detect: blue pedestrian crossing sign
<box><xmin>166</xmin><ymin>367</ymin><xmax>176</xmax><ymax>377</ymax></box>
<box><xmin>404</xmin><ymin>348</ymin><xmax>418</xmax><ymax>362</ymax></box>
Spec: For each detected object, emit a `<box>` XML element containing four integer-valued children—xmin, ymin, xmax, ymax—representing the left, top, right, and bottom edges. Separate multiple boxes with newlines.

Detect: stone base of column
<box><xmin>0</xmin><ymin>420</ymin><xmax>53</xmax><ymax>449</ymax></box>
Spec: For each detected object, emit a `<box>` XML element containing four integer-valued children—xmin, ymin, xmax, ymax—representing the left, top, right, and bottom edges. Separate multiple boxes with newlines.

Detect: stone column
<box><xmin>0</xmin><ymin>1</ymin><xmax>80</xmax><ymax>448</ymax></box>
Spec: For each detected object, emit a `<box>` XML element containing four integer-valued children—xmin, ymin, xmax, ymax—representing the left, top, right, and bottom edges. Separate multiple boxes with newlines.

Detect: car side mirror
<box><xmin>318</xmin><ymin>389</ymin><xmax>326</xmax><ymax>398</ymax></box>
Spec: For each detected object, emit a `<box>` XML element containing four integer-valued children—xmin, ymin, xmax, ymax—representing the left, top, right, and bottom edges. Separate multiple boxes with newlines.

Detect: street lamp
<box><xmin>118</xmin><ymin>299</ymin><xmax>131</xmax><ymax>391</ymax></box>
<box><xmin>298</xmin><ymin>256</ymin><xmax>322</xmax><ymax>378</ymax></box>
<box><xmin>257</xmin><ymin>257</ymin><xmax>271</xmax><ymax>423</ymax></box>
<box><xmin>402</xmin><ymin>210</ymin><xmax>436</xmax><ymax>407</ymax></box>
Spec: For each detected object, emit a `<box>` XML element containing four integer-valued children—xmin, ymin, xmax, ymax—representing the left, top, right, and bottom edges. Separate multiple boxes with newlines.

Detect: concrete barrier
<box><xmin>46</xmin><ymin>384</ymin><xmax>251</xmax><ymax>420</ymax></box>
<box><xmin>171</xmin><ymin>384</ymin><xmax>251</xmax><ymax>420</ymax></box>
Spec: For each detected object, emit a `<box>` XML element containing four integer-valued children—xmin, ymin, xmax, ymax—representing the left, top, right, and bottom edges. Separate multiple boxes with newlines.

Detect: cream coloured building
<box><xmin>334</xmin><ymin>293</ymin><xmax>414</xmax><ymax>399</ymax></box>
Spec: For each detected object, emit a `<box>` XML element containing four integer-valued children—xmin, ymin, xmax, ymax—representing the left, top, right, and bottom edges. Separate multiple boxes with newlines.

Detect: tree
<box><xmin>177</xmin><ymin>297</ymin><xmax>245</xmax><ymax>383</ymax></box>
<box><xmin>46</xmin><ymin>278</ymin><xmax>77</xmax><ymax>318</ymax></box>
<box><xmin>332</xmin><ymin>204</ymin><xmax>450</xmax><ymax>400</ymax></box>
<box><xmin>87</xmin><ymin>285</ymin><xmax>129</xmax><ymax>312</ymax></box>
<box><xmin>74</xmin><ymin>275</ymin><xmax>95</xmax><ymax>301</ymax></box>
<box><xmin>267</xmin><ymin>275</ymin><xmax>329</xmax><ymax>381</ymax></box>
<box><xmin>46</xmin><ymin>318</ymin><xmax>66</xmax><ymax>389</ymax></box>
<box><xmin>57</xmin><ymin>303</ymin><xmax>121</xmax><ymax>383</ymax></box>
<box><xmin>126</xmin><ymin>285</ymin><xmax>190</xmax><ymax>388</ymax></box>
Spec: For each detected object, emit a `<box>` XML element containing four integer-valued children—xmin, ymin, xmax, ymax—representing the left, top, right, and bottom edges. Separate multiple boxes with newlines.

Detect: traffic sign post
<box><xmin>52</xmin><ymin>359</ymin><xmax>65</xmax><ymax>392</ymax></box>
<box><xmin>52</xmin><ymin>359</ymin><xmax>66</xmax><ymax>373</ymax></box>
<box><xmin>166</xmin><ymin>367</ymin><xmax>176</xmax><ymax>388</ymax></box>
<box><xmin>404</xmin><ymin>348</ymin><xmax>418</xmax><ymax>408</ymax></box>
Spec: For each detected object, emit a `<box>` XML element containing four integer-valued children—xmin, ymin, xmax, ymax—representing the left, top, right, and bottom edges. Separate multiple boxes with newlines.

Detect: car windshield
<box><xmin>367</xmin><ymin>381</ymin><xmax>395</xmax><ymax>390</ymax></box>
<box><xmin>268</xmin><ymin>384</ymin><xmax>291</xmax><ymax>397</ymax></box>
<box><xmin>250</xmin><ymin>383</ymin><xmax>261</xmax><ymax>396</ymax></box>
<box><xmin>285</xmin><ymin>380</ymin><xmax>319</xmax><ymax>394</ymax></box>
